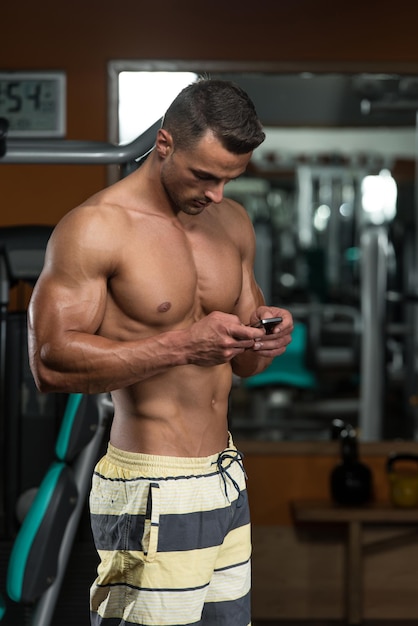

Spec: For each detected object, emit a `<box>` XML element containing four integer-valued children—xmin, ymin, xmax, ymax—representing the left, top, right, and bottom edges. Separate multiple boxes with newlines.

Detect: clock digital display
<box><xmin>0</xmin><ymin>72</ymin><xmax>66</xmax><ymax>137</ymax></box>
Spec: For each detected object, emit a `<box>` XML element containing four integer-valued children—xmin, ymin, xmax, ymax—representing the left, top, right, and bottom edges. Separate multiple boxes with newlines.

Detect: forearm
<box><xmin>30</xmin><ymin>329</ymin><xmax>189</xmax><ymax>394</ymax></box>
<box><xmin>231</xmin><ymin>350</ymin><xmax>273</xmax><ymax>379</ymax></box>
<box><xmin>30</xmin><ymin>309</ymin><xmax>258</xmax><ymax>393</ymax></box>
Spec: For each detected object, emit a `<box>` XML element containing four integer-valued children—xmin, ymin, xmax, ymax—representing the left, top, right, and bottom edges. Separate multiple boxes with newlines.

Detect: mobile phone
<box><xmin>251</xmin><ymin>316</ymin><xmax>283</xmax><ymax>334</ymax></box>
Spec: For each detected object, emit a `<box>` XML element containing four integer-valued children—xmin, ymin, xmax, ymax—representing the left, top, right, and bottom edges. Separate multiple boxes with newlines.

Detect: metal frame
<box><xmin>0</xmin><ymin>118</ymin><xmax>160</xmax><ymax>164</ymax></box>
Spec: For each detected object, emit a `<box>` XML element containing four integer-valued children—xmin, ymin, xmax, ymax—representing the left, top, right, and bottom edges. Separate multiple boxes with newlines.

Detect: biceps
<box><xmin>233</xmin><ymin>264</ymin><xmax>265</xmax><ymax>322</ymax></box>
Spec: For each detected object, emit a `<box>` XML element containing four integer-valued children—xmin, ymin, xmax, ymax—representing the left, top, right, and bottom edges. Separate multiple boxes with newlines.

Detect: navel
<box><xmin>157</xmin><ymin>301</ymin><xmax>172</xmax><ymax>313</ymax></box>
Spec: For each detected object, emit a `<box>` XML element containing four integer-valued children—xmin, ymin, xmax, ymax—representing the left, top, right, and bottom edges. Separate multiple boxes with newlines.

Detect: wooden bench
<box><xmin>292</xmin><ymin>499</ymin><xmax>418</xmax><ymax>625</ymax></box>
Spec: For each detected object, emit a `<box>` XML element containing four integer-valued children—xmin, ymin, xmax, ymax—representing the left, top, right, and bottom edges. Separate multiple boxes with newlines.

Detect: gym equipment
<box><xmin>0</xmin><ymin>117</ymin><xmax>161</xmax><ymax>167</ymax></box>
<box><xmin>358</xmin><ymin>225</ymin><xmax>390</xmax><ymax>440</ymax></box>
<box><xmin>240</xmin><ymin>322</ymin><xmax>319</xmax><ymax>439</ymax></box>
<box><xmin>330</xmin><ymin>421</ymin><xmax>373</xmax><ymax>506</ymax></box>
<box><xmin>1</xmin><ymin>392</ymin><xmax>113</xmax><ymax>625</ymax></box>
<box><xmin>0</xmin><ymin>225</ymin><xmax>57</xmax><ymax>538</ymax></box>
<box><xmin>305</xmin><ymin>303</ymin><xmax>361</xmax><ymax>373</ymax></box>
<box><xmin>360</xmin><ymin>92</ymin><xmax>418</xmax><ymax>440</ymax></box>
<box><xmin>0</xmin><ymin>119</ymin><xmax>8</xmax><ymax>158</ymax></box>
<box><xmin>246</xmin><ymin>322</ymin><xmax>317</xmax><ymax>391</ymax></box>
<box><xmin>0</xmin><ymin>122</ymin><xmax>159</xmax><ymax>624</ymax></box>
<box><xmin>239</xmin><ymin>308</ymin><xmax>362</xmax><ymax>440</ymax></box>
<box><xmin>253</xmin><ymin>218</ymin><xmax>273</xmax><ymax>305</ymax></box>
<box><xmin>0</xmin><ymin>116</ymin><xmax>160</xmax><ymax>533</ymax></box>
<box><xmin>387</xmin><ymin>452</ymin><xmax>418</xmax><ymax>508</ymax></box>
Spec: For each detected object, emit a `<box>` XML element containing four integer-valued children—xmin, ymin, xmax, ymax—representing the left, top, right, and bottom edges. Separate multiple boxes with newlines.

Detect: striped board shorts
<box><xmin>89</xmin><ymin>436</ymin><xmax>252</xmax><ymax>626</ymax></box>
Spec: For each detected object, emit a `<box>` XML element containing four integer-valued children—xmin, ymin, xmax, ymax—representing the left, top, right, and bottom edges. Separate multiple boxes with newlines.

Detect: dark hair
<box><xmin>162</xmin><ymin>78</ymin><xmax>265</xmax><ymax>154</ymax></box>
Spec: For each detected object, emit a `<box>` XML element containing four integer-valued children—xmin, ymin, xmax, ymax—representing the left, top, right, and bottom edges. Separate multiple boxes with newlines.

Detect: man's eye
<box><xmin>192</xmin><ymin>171</ymin><xmax>217</xmax><ymax>182</ymax></box>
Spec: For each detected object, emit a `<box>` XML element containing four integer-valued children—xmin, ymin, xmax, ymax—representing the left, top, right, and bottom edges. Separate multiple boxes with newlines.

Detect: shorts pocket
<box><xmin>141</xmin><ymin>482</ymin><xmax>160</xmax><ymax>562</ymax></box>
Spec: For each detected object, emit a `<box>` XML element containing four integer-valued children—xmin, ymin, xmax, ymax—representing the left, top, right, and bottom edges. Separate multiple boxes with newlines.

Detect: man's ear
<box><xmin>155</xmin><ymin>128</ymin><xmax>173</xmax><ymax>158</ymax></box>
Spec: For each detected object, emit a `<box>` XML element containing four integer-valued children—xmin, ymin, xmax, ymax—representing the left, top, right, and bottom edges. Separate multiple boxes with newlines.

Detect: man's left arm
<box><xmin>230</xmin><ymin>208</ymin><xmax>293</xmax><ymax>379</ymax></box>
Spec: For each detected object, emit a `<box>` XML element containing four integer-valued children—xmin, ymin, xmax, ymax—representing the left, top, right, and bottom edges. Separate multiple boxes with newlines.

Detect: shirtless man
<box><xmin>28</xmin><ymin>79</ymin><xmax>293</xmax><ymax>626</ymax></box>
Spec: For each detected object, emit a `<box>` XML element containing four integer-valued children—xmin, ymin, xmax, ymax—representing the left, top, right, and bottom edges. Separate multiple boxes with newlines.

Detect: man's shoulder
<box><xmin>67</xmin><ymin>183</ymin><xmax>141</xmax><ymax>228</ymax></box>
<box><xmin>51</xmin><ymin>196</ymin><xmax>134</xmax><ymax>262</ymax></box>
<box><xmin>215</xmin><ymin>196</ymin><xmax>253</xmax><ymax>230</ymax></box>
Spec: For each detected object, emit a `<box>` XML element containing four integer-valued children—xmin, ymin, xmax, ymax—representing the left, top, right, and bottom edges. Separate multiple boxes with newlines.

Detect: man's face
<box><xmin>160</xmin><ymin>130</ymin><xmax>252</xmax><ymax>215</ymax></box>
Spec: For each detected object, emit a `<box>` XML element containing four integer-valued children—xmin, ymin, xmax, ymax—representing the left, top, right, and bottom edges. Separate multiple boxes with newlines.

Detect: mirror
<box><xmin>108</xmin><ymin>61</ymin><xmax>418</xmax><ymax>442</ymax></box>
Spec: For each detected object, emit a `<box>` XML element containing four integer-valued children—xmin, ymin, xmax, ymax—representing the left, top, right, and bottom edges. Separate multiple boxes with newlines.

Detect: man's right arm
<box><xmin>27</xmin><ymin>208</ymin><xmax>192</xmax><ymax>393</ymax></box>
<box><xmin>29</xmin><ymin>282</ymin><xmax>263</xmax><ymax>394</ymax></box>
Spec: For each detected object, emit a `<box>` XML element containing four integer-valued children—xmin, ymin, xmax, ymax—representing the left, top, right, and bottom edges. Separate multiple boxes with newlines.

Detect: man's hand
<box><xmin>247</xmin><ymin>306</ymin><xmax>293</xmax><ymax>357</ymax></box>
<box><xmin>185</xmin><ymin>311</ymin><xmax>266</xmax><ymax>367</ymax></box>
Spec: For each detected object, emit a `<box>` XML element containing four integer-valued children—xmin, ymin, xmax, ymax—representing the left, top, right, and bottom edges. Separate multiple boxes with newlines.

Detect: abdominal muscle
<box><xmin>108</xmin><ymin>362</ymin><xmax>233</xmax><ymax>457</ymax></box>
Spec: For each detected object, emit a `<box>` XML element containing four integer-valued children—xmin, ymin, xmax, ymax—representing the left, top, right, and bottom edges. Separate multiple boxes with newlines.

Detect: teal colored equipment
<box><xmin>245</xmin><ymin>322</ymin><xmax>318</xmax><ymax>391</ymax></box>
<box><xmin>1</xmin><ymin>393</ymin><xmax>113</xmax><ymax>626</ymax></box>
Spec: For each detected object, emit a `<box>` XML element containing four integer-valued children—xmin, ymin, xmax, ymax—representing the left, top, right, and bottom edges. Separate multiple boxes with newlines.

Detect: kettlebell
<box><xmin>387</xmin><ymin>453</ymin><xmax>418</xmax><ymax>508</ymax></box>
<box><xmin>330</xmin><ymin>423</ymin><xmax>373</xmax><ymax>506</ymax></box>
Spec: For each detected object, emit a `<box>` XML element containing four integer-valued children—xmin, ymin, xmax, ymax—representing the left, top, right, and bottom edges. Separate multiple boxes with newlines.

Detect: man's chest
<box><xmin>108</xmin><ymin>223</ymin><xmax>243</xmax><ymax>329</ymax></box>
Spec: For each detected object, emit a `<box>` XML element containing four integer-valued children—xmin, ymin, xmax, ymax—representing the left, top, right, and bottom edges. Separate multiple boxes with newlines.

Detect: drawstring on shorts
<box><xmin>213</xmin><ymin>448</ymin><xmax>247</xmax><ymax>507</ymax></box>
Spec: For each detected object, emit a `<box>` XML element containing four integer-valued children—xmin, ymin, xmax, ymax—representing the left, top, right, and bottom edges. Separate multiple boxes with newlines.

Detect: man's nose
<box><xmin>205</xmin><ymin>182</ymin><xmax>225</xmax><ymax>204</ymax></box>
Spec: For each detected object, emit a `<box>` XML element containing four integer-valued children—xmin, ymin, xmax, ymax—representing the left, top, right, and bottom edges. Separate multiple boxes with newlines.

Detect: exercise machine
<box><xmin>2</xmin><ymin>393</ymin><xmax>113</xmax><ymax>626</ymax></box>
<box><xmin>0</xmin><ymin>122</ymin><xmax>159</xmax><ymax>625</ymax></box>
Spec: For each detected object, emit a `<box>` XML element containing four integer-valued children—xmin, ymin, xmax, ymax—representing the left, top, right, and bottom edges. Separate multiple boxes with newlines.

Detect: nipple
<box><xmin>157</xmin><ymin>301</ymin><xmax>172</xmax><ymax>313</ymax></box>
